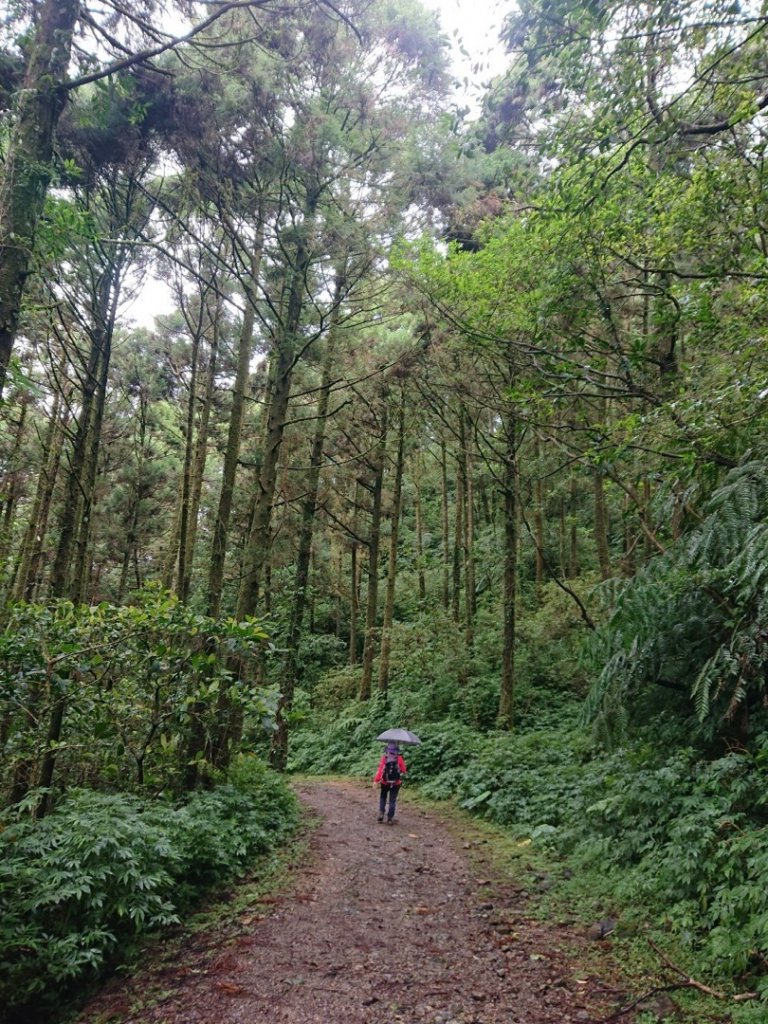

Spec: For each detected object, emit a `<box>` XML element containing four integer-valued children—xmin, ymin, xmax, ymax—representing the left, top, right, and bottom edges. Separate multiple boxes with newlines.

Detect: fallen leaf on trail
<box><xmin>214</xmin><ymin>981</ymin><xmax>243</xmax><ymax>995</ymax></box>
<box><xmin>408</xmin><ymin>832</ymin><xmax>418</xmax><ymax>838</ymax></box>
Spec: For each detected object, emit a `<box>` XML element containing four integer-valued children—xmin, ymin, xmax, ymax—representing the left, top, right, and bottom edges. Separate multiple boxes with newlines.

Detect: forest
<box><xmin>2</xmin><ymin>0</ymin><xmax>768</xmax><ymax>1020</ymax></box>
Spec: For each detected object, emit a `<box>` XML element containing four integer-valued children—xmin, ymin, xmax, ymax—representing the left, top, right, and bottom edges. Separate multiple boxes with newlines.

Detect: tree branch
<box><xmin>66</xmin><ymin>0</ymin><xmax>361</xmax><ymax>91</ymax></box>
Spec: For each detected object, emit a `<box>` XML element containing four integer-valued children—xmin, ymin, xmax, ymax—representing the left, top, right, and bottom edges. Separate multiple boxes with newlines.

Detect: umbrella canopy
<box><xmin>376</xmin><ymin>728</ymin><xmax>422</xmax><ymax>746</ymax></box>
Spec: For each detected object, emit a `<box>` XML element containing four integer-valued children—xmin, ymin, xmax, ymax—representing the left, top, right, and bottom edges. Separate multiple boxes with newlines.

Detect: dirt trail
<box><xmin>76</xmin><ymin>780</ymin><xmax>624</xmax><ymax>1024</ymax></box>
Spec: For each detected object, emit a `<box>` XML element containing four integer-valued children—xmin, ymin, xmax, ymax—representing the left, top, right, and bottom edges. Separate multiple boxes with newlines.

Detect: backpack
<box><xmin>382</xmin><ymin>754</ymin><xmax>401</xmax><ymax>785</ymax></box>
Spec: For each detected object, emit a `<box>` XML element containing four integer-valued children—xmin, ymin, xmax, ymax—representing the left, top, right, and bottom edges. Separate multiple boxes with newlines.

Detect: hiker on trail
<box><xmin>373</xmin><ymin>742</ymin><xmax>407</xmax><ymax>823</ymax></box>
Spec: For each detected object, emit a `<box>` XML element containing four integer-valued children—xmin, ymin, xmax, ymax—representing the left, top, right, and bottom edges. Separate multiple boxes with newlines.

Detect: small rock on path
<box><xmin>76</xmin><ymin>779</ymin><xmax>621</xmax><ymax>1024</ymax></box>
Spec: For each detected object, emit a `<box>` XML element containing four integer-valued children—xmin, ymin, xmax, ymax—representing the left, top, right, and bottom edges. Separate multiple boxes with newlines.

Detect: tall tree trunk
<box><xmin>215</xmin><ymin>208</ymin><xmax>315</xmax><ymax>769</ymax></box>
<box><xmin>568</xmin><ymin>473</ymin><xmax>579</xmax><ymax>579</ymax></box>
<box><xmin>559</xmin><ymin>495</ymin><xmax>567</xmax><ymax>578</ymax></box>
<box><xmin>335</xmin><ymin>544</ymin><xmax>343</xmax><ymax>637</ymax></box>
<box><xmin>270</xmin><ymin>267</ymin><xmax>346</xmax><ymax>769</ymax></box>
<box><xmin>0</xmin><ymin>393</ymin><xmax>29</xmax><ymax>572</ymax></box>
<box><xmin>378</xmin><ymin>390</ymin><xmax>405</xmax><ymax>696</ymax></box>
<box><xmin>71</xmin><ymin>274</ymin><xmax>121</xmax><ymax>603</ymax></box>
<box><xmin>182</xmin><ymin>296</ymin><xmax>220</xmax><ymax>602</ymax></box>
<box><xmin>207</xmin><ymin>240</ymin><xmax>263</xmax><ymax>618</ymax></box>
<box><xmin>36</xmin><ymin>687</ymin><xmax>68</xmax><ymax>818</ymax></box>
<box><xmin>653</xmin><ymin>270</ymin><xmax>679</xmax><ymax>378</ymax></box>
<box><xmin>235</xmin><ymin>345</ymin><xmax>292</xmax><ymax>618</ymax></box>
<box><xmin>175</xmin><ymin>316</ymin><xmax>201</xmax><ymax>602</ymax></box>
<box><xmin>643</xmin><ymin>477</ymin><xmax>654</xmax><ymax>561</ymax></box>
<box><xmin>534</xmin><ymin>480</ymin><xmax>545</xmax><ymax>599</ymax></box>
<box><xmin>12</xmin><ymin>388</ymin><xmax>66</xmax><ymax>601</ymax></box>
<box><xmin>498</xmin><ymin>413</ymin><xmax>517</xmax><ymax>730</ymax></box>
<box><xmin>440</xmin><ymin>440</ymin><xmax>450</xmax><ymax>610</ymax></box>
<box><xmin>593</xmin><ymin>397</ymin><xmax>611</xmax><ymax>580</ymax></box>
<box><xmin>117</xmin><ymin>392</ymin><xmax>149</xmax><ymax>603</ymax></box>
<box><xmin>236</xmin><ymin>215</ymin><xmax>313</xmax><ymax>620</ymax></box>
<box><xmin>460</xmin><ymin>411</ymin><xmax>476</xmax><ymax>647</ymax></box>
<box><xmin>162</xmin><ymin>476</ymin><xmax>184</xmax><ymax>591</ymax></box>
<box><xmin>359</xmin><ymin>399</ymin><xmax>388</xmax><ymax>701</ymax></box>
<box><xmin>452</xmin><ymin>447</ymin><xmax>463</xmax><ymax>624</ymax></box>
<box><xmin>413</xmin><ymin>451</ymin><xmax>426</xmax><ymax>605</ymax></box>
<box><xmin>0</xmin><ymin>0</ymin><xmax>79</xmax><ymax>396</ymax></box>
<box><xmin>594</xmin><ymin>469</ymin><xmax>612</xmax><ymax>580</ymax></box>
<box><xmin>50</xmin><ymin>267</ymin><xmax>118</xmax><ymax>600</ymax></box>
<box><xmin>349</xmin><ymin>480</ymin><xmax>361</xmax><ymax>666</ymax></box>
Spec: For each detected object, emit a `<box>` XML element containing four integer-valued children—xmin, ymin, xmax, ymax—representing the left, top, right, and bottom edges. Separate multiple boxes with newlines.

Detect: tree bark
<box><xmin>182</xmin><ymin>293</ymin><xmax>221</xmax><ymax>602</ymax></box>
<box><xmin>207</xmin><ymin>240</ymin><xmax>263</xmax><ymax>617</ymax></box>
<box><xmin>568</xmin><ymin>472</ymin><xmax>579</xmax><ymax>579</ymax></box>
<box><xmin>498</xmin><ymin>413</ymin><xmax>517</xmax><ymax>730</ymax></box>
<box><xmin>452</xmin><ymin>451</ymin><xmax>463</xmax><ymax>624</ymax></box>
<box><xmin>413</xmin><ymin>450</ymin><xmax>426</xmax><ymax>605</ymax></box>
<box><xmin>378</xmin><ymin>389</ymin><xmax>406</xmax><ymax>695</ymax></box>
<box><xmin>216</xmin><ymin>202</ymin><xmax>316</xmax><ymax>770</ymax></box>
<box><xmin>594</xmin><ymin>468</ymin><xmax>612</xmax><ymax>580</ymax></box>
<box><xmin>0</xmin><ymin>392</ymin><xmax>29</xmax><ymax>572</ymax></box>
<box><xmin>440</xmin><ymin>439</ymin><xmax>450</xmax><ymax>610</ymax></box>
<box><xmin>236</xmin><ymin>209</ymin><xmax>314</xmax><ymax>620</ymax></box>
<box><xmin>349</xmin><ymin>480</ymin><xmax>361</xmax><ymax>666</ymax></box>
<box><xmin>12</xmin><ymin>387</ymin><xmax>68</xmax><ymax>601</ymax></box>
<box><xmin>0</xmin><ymin>0</ymin><xmax>80</xmax><ymax>397</ymax></box>
<box><xmin>270</xmin><ymin>267</ymin><xmax>346</xmax><ymax>769</ymax></box>
<box><xmin>460</xmin><ymin>410</ymin><xmax>476</xmax><ymax>647</ymax></box>
<box><xmin>534</xmin><ymin>479</ymin><xmax>545</xmax><ymax>598</ymax></box>
<box><xmin>117</xmin><ymin>391</ymin><xmax>150</xmax><ymax>603</ymax></box>
<box><xmin>71</xmin><ymin>271</ymin><xmax>121</xmax><ymax>603</ymax></box>
<box><xmin>50</xmin><ymin>265</ymin><xmax>119</xmax><ymax>600</ymax></box>
<box><xmin>175</xmin><ymin>298</ymin><xmax>202</xmax><ymax>602</ymax></box>
<box><xmin>359</xmin><ymin>398</ymin><xmax>388</xmax><ymax>701</ymax></box>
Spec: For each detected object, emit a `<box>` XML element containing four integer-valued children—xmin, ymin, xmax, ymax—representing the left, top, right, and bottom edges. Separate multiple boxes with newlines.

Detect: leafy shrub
<box><xmin>404</xmin><ymin>719</ymin><xmax>485</xmax><ymax>787</ymax></box>
<box><xmin>0</xmin><ymin>758</ymin><xmax>297</xmax><ymax>1021</ymax></box>
<box><xmin>288</xmin><ymin>695</ymin><xmax>395</xmax><ymax>776</ymax></box>
<box><xmin>0</xmin><ymin>589</ymin><xmax>272</xmax><ymax>805</ymax></box>
<box><xmin>568</xmin><ymin>744</ymin><xmax>768</xmax><ymax>983</ymax></box>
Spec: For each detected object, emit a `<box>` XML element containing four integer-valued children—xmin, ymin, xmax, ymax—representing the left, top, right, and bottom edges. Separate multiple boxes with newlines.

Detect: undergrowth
<box><xmin>0</xmin><ymin>757</ymin><xmax>298</xmax><ymax>1024</ymax></box>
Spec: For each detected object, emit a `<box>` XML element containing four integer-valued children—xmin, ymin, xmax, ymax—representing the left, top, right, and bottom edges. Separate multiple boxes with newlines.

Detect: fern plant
<box><xmin>585</xmin><ymin>456</ymin><xmax>768</xmax><ymax>745</ymax></box>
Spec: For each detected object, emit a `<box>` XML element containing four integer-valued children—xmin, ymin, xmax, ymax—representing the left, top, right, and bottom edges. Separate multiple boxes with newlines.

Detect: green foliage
<box><xmin>565</xmin><ymin>741</ymin><xmax>768</xmax><ymax>986</ymax></box>
<box><xmin>288</xmin><ymin>695</ymin><xmax>391</xmax><ymax>776</ymax></box>
<box><xmin>0</xmin><ymin>757</ymin><xmax>297</xmax><ymax>1020</ymax></box>
<box><xmin>0</xmin><ymin>587</ymin><xmax>273</xmax><ymax>804</ymax></box>
<box><xmin>585</xmin><ymin>456</ymin><xmax>768</xmax><ymax>745</ymax></box>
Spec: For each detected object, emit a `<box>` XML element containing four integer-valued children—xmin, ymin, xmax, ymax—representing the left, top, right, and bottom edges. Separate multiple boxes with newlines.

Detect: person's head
<box><xmin>386</xmin><ymin>742</ymin><xmax>399</xmax><ymax>756</ymax></box>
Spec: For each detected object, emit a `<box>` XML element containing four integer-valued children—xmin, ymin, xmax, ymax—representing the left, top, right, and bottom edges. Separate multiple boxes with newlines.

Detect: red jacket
<box><xmin>374</xmin><ymin>754</ymin><xmax>407</xmax><ymax>786</ymax></box>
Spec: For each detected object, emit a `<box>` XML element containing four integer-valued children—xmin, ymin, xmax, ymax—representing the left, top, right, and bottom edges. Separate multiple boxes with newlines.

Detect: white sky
<box><xmin>425</xmin><ymin>0</ymin><xmax>510</xmax><ymax>92</ymax></box>
<box><xmin>126</xmin><ymin>0</ymin><xmax>511</xmax><ymax>328</ymax></box>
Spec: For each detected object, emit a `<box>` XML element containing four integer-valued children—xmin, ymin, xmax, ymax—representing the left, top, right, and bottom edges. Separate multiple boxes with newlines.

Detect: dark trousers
<box><xmin>379</xmin><ymin>784</ymin><xmax>399</xmax><ymax>819</ymax></box>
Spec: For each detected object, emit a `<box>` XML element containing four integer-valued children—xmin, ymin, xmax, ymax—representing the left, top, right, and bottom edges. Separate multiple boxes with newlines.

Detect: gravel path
<box><xmin>75</xmin><ymin>779</ymin><xmax>622</xmax><ymax>1024</ymax></box>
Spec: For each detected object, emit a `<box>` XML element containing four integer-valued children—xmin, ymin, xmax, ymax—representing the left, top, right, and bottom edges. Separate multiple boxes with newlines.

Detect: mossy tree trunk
<box><xmin>0</xmin><ymin>0</ymin><xmax>79</xmax><ymax>397</ymax></box>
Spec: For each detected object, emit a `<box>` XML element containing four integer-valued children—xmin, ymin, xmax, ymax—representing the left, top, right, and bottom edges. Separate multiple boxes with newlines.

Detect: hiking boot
<box><xmin>377</xmin><ymin>814</ymin><xmax>384</xmax><ymax>822</ymax></box>
<box><xmin>387</xmin><ymin>817</ymin><xmax>395</xmax><ymax>824</ymax></box>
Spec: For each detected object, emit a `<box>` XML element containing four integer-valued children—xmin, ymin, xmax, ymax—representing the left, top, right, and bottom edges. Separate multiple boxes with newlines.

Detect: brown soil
<box><xmin>75</xmin><ymin>779</ymin><xmax>630</xmax><ymax>1024</ymax></box>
